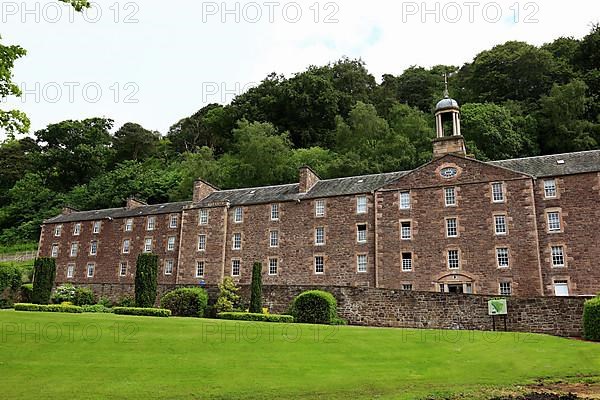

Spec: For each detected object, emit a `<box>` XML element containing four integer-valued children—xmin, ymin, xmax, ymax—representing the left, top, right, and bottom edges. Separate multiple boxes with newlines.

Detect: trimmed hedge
<box><xmin>160</xmin><ymin>287</ymin><xmax>208</xmax><ymax>317</ymax></box>
<box><xmin>218</xmin><ymin>312</ymin><xmax>294</xmax><ymax>323</ymax></box>
<box><xmin>20</xmin><ymin>284</ymin><xmax>33</xmax><ymax>303</ymax></box>
<box><xmin>82</xmin><ymin>304</ymin><xmax>113</xmax><ymax>313</ymax></box>
<box><xmin>583</xmin><ymin>296</ymin><xmax>600</xmax><ymax>341</ymax></box>
<box><xmin>14</xmin><ymin>303</ymin><xmax>83</xmax><ymax>313</ymax></box>
<box><xmin>113</xmin><ymin>307</ymin><xmax>171</xmax><ymax>317</ymax></box>
<box><xmin>135</xmin><ymin>254</ymin><xmax>159</xmax><ymax>308</ymax></box>
<box><xmin>32</xmin><ymin>258</ymin><xmax>56</xmax><ymax>304</ymax></box>
<box><xmin>249</xmin><ymin>262</ymin><xmax>263</xmax><ymax>313</ymax></box>
<box><xmin>291</xmin><ymin>290</ymin><xmax>338</xmax><ymax>325</ymax></box>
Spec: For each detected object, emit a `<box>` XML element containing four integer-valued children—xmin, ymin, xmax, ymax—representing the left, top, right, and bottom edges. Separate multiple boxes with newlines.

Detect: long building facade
<box><xmin>38</xmin><ymin>96</ymin><xmax>600</xmax><ymax>297</ymax></box>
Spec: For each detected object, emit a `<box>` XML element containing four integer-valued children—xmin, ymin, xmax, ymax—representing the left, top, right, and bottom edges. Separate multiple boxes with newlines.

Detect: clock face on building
<box><xmin>440</xmin><ymin>167</ymin><xmax>458</xmax><ymax>178</ymax></box>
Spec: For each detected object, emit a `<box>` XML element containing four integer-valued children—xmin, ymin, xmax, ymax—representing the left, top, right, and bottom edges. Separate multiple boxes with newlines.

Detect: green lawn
<box><xmin>1</xmin><ymin>310</ymin><xmax>599</xmax><ymax>399</ymax></box>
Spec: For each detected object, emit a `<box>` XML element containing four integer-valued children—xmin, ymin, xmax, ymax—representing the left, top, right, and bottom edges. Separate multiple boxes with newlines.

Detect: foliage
<box><xmin>291</xmin><ymin>290</ymin><xmax>338</xmax><ymax>325</ymax></box>
<box><xmin>134</xmin><ymin>254</ymin><xmax>158</xmax><ymax>308</ymax></box>
<box><xmin>249</xmin><ymin>262</ymin><xmax>263</xmax><ymax>314</ymax></box>
<box><xmin>0</xmin><ymin>242</ymin><xmax>37</xmax><ymax>255</ymax></box>
<box><xmin>31</xmin><ymin>258</ymin><xmax>56</xmax><ymax>305</ymax></box>
<box><xmin>215</xmin><ymin>276</ymin><xmax>242</xmax><ymax>313</ymax></box>
<box><xmin>20</xmin><ymin>283</ymin><xmax>33</xmax><ymax>303</ymax></box>
<box><xmin>0</xmin><ymin>264</ymin><xmax>22</xmax><ymax>292</ymax></box>
<box><xmin>82</xmin><ymin>304</ymin><xmax>113</xmax><ymax>313</ymax></box>
<box><xmin>116</xmin><ymin>295</ymin><xmax>135</xmax><ymax>307</ymax></box>
<box><xmin>113</xmin><ymin>307</ymin><xmax>171</xmax><ymax>317</ymax></box>
<box><xmin>583</xmin><ymin>296</ymin><xmax>600</xmax><ymax>341</ymax></box>
<box><xmin>217</xmin><ymin>312</ymin><xmax>293</xmax><ymax>323</ymax></box>
<box><xmin>51</xmin><ymin>284</ymin><xmax>77</xmax><ymax>304</ymax></box>
<box><xmin>160</xmin><ymin>287</ymin><xmax>208</xmax><ymax>317</ymax></box>
<box><xmin>97</xmin><ymin>297</ymin><xmax>113</xmax><ymax>308</ymax></box>
<box><xmin>14</xmin><ymin>303</ymin><xmax>83</xmax><ymax>313</ymax></box>
<box><xmin>72</xmin><ymin>287</ymin><xmax>95</xmax><ymax>306</ymax></box>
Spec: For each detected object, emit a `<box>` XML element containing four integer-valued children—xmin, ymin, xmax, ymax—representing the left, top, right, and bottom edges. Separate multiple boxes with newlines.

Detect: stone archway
<box><xmin>435</xmin><ymin>271</ymin><xmax>476</xmax><ymax>294</ymax></box>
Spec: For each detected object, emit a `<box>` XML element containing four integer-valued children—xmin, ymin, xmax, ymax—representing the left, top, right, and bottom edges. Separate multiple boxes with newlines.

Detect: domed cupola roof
<box><xmin>435</xmin><ymin>96</ymin><xmax>459</xmax><ymax>112</ymax></box>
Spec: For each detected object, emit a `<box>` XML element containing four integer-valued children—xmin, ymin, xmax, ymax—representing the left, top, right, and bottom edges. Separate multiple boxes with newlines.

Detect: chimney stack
<box><xmin>299</xmin><ymin>166</ymin><xmax>320</xmax><ymax>193</ymax></box>
<box><xmin>193</xmin><ymin>179</ymin><xmax>219</xmax><ymax>203</ymax></box>
<box><xmin>126</xmin><ymin>197</ymin><xmax>147</xmax><ymax>210</ymax></box>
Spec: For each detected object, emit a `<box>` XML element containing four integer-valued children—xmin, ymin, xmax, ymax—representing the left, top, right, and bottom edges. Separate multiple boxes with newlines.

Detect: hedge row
<box><xmin>14</xmin><ymin>303</ymin><xmax>83</xmax><ymax>313</ymax></box>
<box><xmin>113</xmin><ymin>307</ymin><xmax>171</xmax><ymax>317</ymax></box>
<box><xmin>218</xmin><ymin>312</ymin><xmax>293</xmax><ymax>323</ymax></box>
<box><xmin>583</xmin><ymin>296</ymin><xmax>600</xmax><ymax>341</ymax></box>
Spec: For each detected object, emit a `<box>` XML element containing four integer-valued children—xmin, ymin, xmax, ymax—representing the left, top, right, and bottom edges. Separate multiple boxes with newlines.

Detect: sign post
<box><xmin>488</xmin><ymin>298</ymin><xmax>508</xmax><ymax>331</ymax></box>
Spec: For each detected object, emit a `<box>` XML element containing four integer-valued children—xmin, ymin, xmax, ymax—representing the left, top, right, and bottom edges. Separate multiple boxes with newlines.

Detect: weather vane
<box><xmin>443</xmin><ymin>72</ymin><xmax>449</xmax><ymax>98</ymax></box>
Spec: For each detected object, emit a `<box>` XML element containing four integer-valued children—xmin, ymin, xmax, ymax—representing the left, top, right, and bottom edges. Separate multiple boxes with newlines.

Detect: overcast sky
<box><xmin>1</xmin><ymin>0</ymin><xmax>599</xmax><ymax>140</ymax></box>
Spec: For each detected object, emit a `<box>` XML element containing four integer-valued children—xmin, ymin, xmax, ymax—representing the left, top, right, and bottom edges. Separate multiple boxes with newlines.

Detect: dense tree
<box><xmin>34</xmin><ymin>118</ymin><xmax>114</xmax><ymax>192</ymax></box>
<box><xmin>167</xmin><ymin>104</ymin><xmax>228</xmax><ymax>153</ymax></box>
<box><xmin>0</xmin><ymin>138</ymin><xmax>38</xmax><ymax>202</ymax></box>
<box><xmin>0</xmin><ymin>38</ymin><xmax>29</xmax><ymax>137</ymax></box>
<box><xmin>112</xmin><ymin>123</ymin><xmax>160</xmax><ymax>164</ymax></box>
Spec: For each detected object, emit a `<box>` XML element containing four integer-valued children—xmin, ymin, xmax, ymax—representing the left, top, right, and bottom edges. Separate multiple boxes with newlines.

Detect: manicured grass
<box><xmin>1</xmin><ymin>310</ymin><xmax>599</xmax><ymax>399</ymax></box>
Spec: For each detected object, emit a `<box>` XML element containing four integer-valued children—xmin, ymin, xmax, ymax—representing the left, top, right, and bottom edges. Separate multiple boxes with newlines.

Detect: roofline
<box><xmin>492</xmin><ymin>149</ymin><xmax>600</xmax><ymax>163</ymax></box>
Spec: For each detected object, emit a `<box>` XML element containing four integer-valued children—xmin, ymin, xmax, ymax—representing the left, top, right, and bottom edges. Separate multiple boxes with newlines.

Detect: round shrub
<box><xmin>291</xmin><ymin>290</ymin><xmax>338</xmax><ymax>325</ymax></box>
<box><xmin>160</xmin><ymin>287</ymin><xmax>208</xmax><ymax>317</ymax></box>
<box><xmin>51</xmin><ymin>284</ymin><xmax>77</xmax><ymax>304</ymax></box>
<box><xmin>73</xmin><ymin>287</ymin><xmax>96</xmax><ymax>306</ymax></box>
<box><xmin>583</xmin><ymin>296</ymin><xmax>600</xmax><ymax>341</ymax></box>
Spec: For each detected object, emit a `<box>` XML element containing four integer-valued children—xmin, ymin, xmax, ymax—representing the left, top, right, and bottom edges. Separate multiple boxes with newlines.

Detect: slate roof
<box><xmin>44</xmin><ymin>201</ymin><xmax>191</xmax><ymax>224</ymax></box>
<box><xmin>44</xmin><ymin>150</ymin><xmax>600</xmax><ymax>224</ymax></box>
<box><xmin>489</xmin><ymin>150</ymin><xmax>600</xmax><ymax>178</ymax></box>
<box><xmin>196</xmin><ymin>170</ymin><xmax>411</xmax><ymax>207</ymax></box>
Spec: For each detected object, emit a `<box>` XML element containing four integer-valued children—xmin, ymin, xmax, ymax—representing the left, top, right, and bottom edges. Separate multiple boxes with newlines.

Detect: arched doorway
<box><xmin>435</xmin><ymin>272</ymin><xmax>476</xmax><ymax>294</ymax></box>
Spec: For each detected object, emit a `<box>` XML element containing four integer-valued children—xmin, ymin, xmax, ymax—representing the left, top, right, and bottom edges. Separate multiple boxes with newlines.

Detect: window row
<box><xmin>223</xmin><ymin>255</ymin><xmax>370</xmax><ymax>277</ymax></box>
<box><xmin>53</xmin><ymin>215</ymin><xmax>179</xmax><ymax>238</ymax></box>
<box><xmin>52</xmin><ymin>237</ymin><xmax>178</xmax><ymax>257</ymax></box>
<box><xmin>398</xmin><ymin>182</ymin><xmax>508</xmax><ymax>210</ymax></box>
<box><xmin>63</xmin><ymin>259</ymin><xmax>175</xmax><ymax>279</ymax></box>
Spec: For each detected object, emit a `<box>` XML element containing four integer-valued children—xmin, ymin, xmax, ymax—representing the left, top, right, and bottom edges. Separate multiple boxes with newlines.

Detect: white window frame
<box><xmin>167</xmin><ymin>236</ymin><xmax>176</xmax><ymax>251</ymax></box>
<box><xmin>400</xmin><ymin>221</ymin><xmax>412</xmax><ymax>240</ymax></box>
<box><xmin>234</xmin><ymin>207</ymin><xmax>243</xmax><ymax>223</ymax></box>
<box><xmin>122</xmin><ymin>239</ymin><xmax>130</xmax><ymax>254</ymax></box>
<box><xmin>402</xmin><ymin>284</ymin><xmax>413</xmax><ymax>291</ymax></box>
<box><xmin>169</xmin><ymin>215</ymin><xmax>178</xmax><ymax>229</ymax></box>
<box><xmin>198</xmin><ymin>234</ymin><xmax>206</xmax><ymax>252</ymax></box>
<box><xmin>315</xmin><ymin>227</ymin><xmax>325</xmax><ymax>246</ymax></box>
<box><xmin>315</xmin><ymin>199</ymin><xmax>325</xmax><ymax>217</ymax></box>
<box><xmin>232</xmin><ymin>233</ymin><xmax>242</xmax><ymax>250</ymax></box>
<box><xmin>164</xmin><ymin>259</ymin><xmax>174</xmax><ymax>276</ymax></box>
<box><xmin>270</xmin><ymin>230</ymin><xmax>279</xmax><ymax>248</ymax></box>
<box><xmin>67</xmin><ymin>263</ymin><xmax>75</xmax><ymax>278</ymax></box>
<box><xmin>544</xmin><ymin>179</ymin><xmax>557</xmax><ymax>198</ymax></box>
<box><xmin>448</xmin><ymin>249</ymin><xmax>460</xmax><ymax>270</ymax></box>
<box><xmin>499</xmin><ymin>282</ymin><xmax>512</xmax><ymax>296</ymax></box>
<box><xmin>231</xmin><ymin>259</ymin><xmax>241</xmax><ymax>277</ymax></box>
<box><xmin>496</xmin><ymin>247</ymin><xmax>509</xmax><ymax>268</ymax></box>
<box><xmin>494</xmin><ymin>214</ymin><xmax>507</xmax><ymax>235</ymax></box>
<box><xmin>553</xmin><ymin>280</ymin><xmax>569</xmax><ymax>296</ymax></box>
<box><xmin>199</xmin><ymin>209</ymin><xmax>209</xmax><ymax>225</ymax></box>
<box><xmin>446</xmin><ymin>218</ymin><xmax>458</xmax><ymax>238</ymax></box>
<box><xmin>492</xmin><ymin>182</ymin><xmax>505</xmax><ymax>203</ymax></box>
<box><xmin>401</xmin><ymin>252</ymin><xmax>413</xmax><ymax>272</ymax></box>
<box><xmin>444</xmin><ymin>187</ymin><xmax>456</xmax><ymax>207</ymax></box>
<box><xmin>73</xmin><ymin>223</ymin><xmax>81</xmax><ymax>236</ymax></box>
<box><xmin>270</xmin><ymin>204</ymin><xmax>279</xmax><ymax>221</ymax></box>
<box><xmin>356</xmin><ymin>195</ymin><xmax>367</xmax><ymax>214</ymax></box>
<box><xmin>51</xmin><ymin>244</ymin><xmax>59</xmax><ymax>258</ymax></box>
<box><xmin>86</xmin><ymin>263</ymin><xmax>95</xmax><ymax>278</ymax></box>
<box><xmin>90</xmin><ymin>241</ymin><xmax>98</xmax><ymax>256</ymax></box>
<box><xmin>144</xmin><ymin>238</ymin><xmax>152</xmax><ymax>253</ymax></box>
<box><xmin>551</xmin><ymin>245</ymin><xmax>565</xmax><ymax>267</ymax></box>
<box><xmin>125</xmin><ymin>219</ymin><xmax>133</xmax><ymax>232</ymax></box>
<box><xmin>147</xmin><ymin>216</ymin><xmax>156</xmax><ymax>231</ymax></box>
<box><xmin>196</xmin><ymin>261</ymin><xmax>205</xmax><ymax>278</ymax></box>
<box><xmin>93</xmin><ymin>221</ymin><xmax>101</xmax><ymax>234</ymax></box>
<box><xmin>357</xmin><ymin>254</ymin><xmax>367</xmax><ymax>273</ymax></box>
<box><xmin>70</xmin><ymin>243</ymin><xmax>78</xmax><ymax>257</ymax></box>
<box><xmin>314</xmin><ymin>256</ymin><xmax>324</xmax><ymax>274</ymax></box>
<box><xmin>357</xmin><ymin>224</ymin><xmax>367</xmax><ymax>243</ymax></box>
<box><xmin>54</xmin><ymin>225</ymin><xmax>62</xmax><ymax>237</ymax></box>
<box><xmin>119</xmin><ymin>262</ymin><xmax>127</xmax><ymax>277</ymax></box>
<box><xmin>399</xmin><ymin>191</ymin><xmax>411</xmax><ymax>210</ymax></box>
<box><xmin>547</xmin><ymin>211</ymin><xmax>561</xmax><ymax>232</ymax></box>
<box><xmin>268</xmin><ymin>258</ymin><xmax>278</xmax><ymax>276</ymax></box>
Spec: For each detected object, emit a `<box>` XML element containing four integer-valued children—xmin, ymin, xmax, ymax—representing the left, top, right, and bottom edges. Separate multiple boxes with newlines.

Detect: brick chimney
<box><xmin>126</xmin><ymin>197</ymin><xmax>147</xmax><ymax>210</ymax></box>
<box><xmin>61</xmin><ymin>206</ymin><xmax>79</xmax><ymax>215</ymax></box>
<box><xmin>193</xmin><ymin>179</ymin><xmax>219</xmax><ymax>203</ymax></box>
<box><xmin>299</xmin><ymin>165</ymin><xmax>320</xmax><ymax>193</ymax></box>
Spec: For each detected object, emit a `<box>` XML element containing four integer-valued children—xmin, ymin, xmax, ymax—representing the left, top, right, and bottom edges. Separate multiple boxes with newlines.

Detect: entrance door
<box><xmin>447</xmin><ymin>284</ymin><xmax>464</xmax><ymax>294</ymax></box>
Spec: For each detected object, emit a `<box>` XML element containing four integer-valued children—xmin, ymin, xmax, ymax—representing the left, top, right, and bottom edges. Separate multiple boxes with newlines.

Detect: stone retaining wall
<box><xmin>80</xmin><ymin>283</ymin><xmax>589</xmax><ymax>337</ymax></box>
